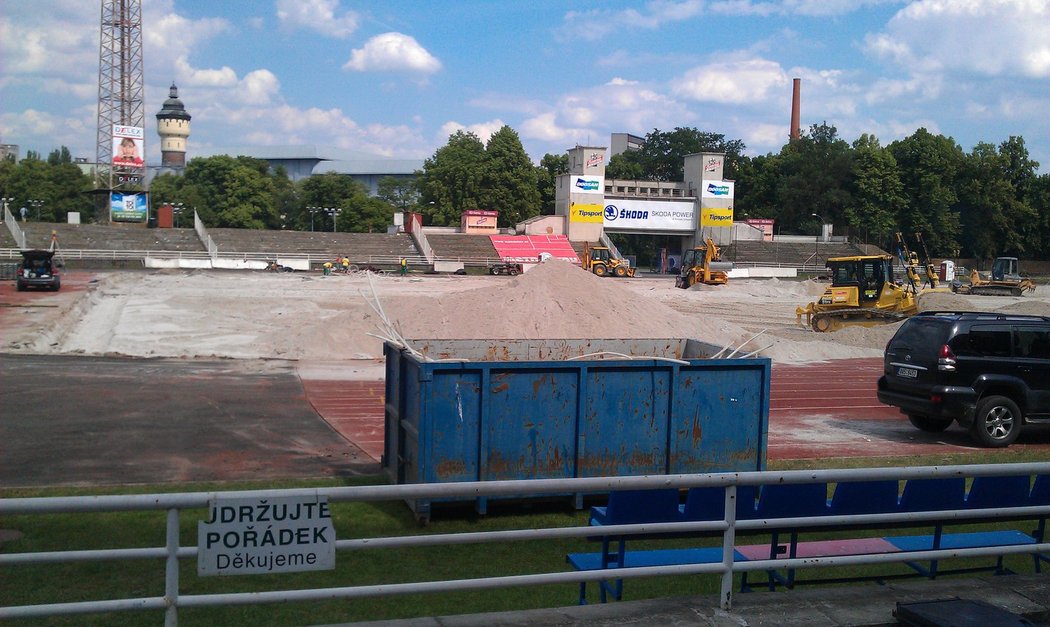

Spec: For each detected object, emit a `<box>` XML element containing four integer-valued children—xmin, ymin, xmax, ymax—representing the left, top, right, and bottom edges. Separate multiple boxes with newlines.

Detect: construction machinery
<box><xmin>796</xmin><ymin>254</ymin><xmax>919</xmax><ymax>332</ymax></box>
<box><xmin>955</xmin><ymin>257</ymin><xmax>1036</xmax><ymax>296</ymax></box>
<box><xmin>582</xmin><ymin>243</ymin><xmax>635</xmax><ymax>278</ymax></box>
<box><xmin>675</xmin><ymin>238</ymin><xmax>730</xmax><ymax>288</ymax></box>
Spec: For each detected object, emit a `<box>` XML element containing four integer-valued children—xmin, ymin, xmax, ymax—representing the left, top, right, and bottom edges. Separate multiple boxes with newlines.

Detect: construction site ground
<box><xmin>3</xmin><ymin>266</ymin><xmax>1050</xmax><ymax>487</ymax></box>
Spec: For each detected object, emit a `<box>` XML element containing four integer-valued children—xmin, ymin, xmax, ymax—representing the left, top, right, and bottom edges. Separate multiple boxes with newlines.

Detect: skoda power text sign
<box><xmin>198</xmin><ymin>495</ymin><xmax>336</xmax><ymax>576</ymax></box>
<box><xmin>602</xmin><ymin>199</ymin><xmax>695</xmax><ymax>232</ymax></box>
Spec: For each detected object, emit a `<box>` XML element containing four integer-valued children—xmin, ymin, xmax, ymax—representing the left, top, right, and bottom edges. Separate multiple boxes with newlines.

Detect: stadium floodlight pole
<box><xmin>811</xmin><ymin>213</ymin><xmax>827</xmax><ymax>267</ymax></box>
<box><xmin>29</xmin><ymin>199</ymin><xmax>44</xmax><ymax>220</ymax></box>
<box><xmin>306</xmin><ymin>206</ymin><xmax>320</xmax><ymax>231</ymax></box>
<box><xmin>169</xmin><ymin>202</ymin><xmax>185</xmax><ymax>227</ymax></box>
<box><xmin>325</xmin><ymin>207</ymin><xmax>341</xmax><ymax>233</ymax></box>
<box><xmin>1</xmin><ymin>197</ymin><xmax>13</xmax><ymax>219</ymax></box>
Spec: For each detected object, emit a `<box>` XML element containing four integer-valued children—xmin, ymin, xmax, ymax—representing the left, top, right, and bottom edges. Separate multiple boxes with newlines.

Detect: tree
<box><xmin>479</xmin><ymin>125</ymin><xmax>540</xmax><ymax>227</ymax></box>
<box><xmin>536</xmin><ymin>153</ymin><xmax>568</xmax><ymax>215</ymax></box>
<box><xmin>340</xmin><ymin>191</ymin><xmax>396</xmax><ymax>233</ymax></box>
<box><xmin>180</xmin><ymin>155</ymin><xmax>279</xmax><ymax>229</ymax></box>
<box><xmin>956</xmin><ymin>142</ymin><xmax>1037</xmax><ymax>260</ymax></box>
<box><xmin>628</xmin><ymin>127</ymin><xmax>747</xmax><ymax>181</ymax></box>
<box><xmin>418</xmin><ymin>130</ymin><xmax>487</xmax><ymax>226</ymax></box>
<box><xmin>376</xmin><ymin>176</ymin><xmax>419</xmax><ymax>211</ymax></box>
<box><xmin>888</xmin><ymin>129</ymin><xmax>965</xmax><ymax>256</ymax></box>
<box><xmin>844</xmin><ymin>135</ymin><xmax>905</xmax><ymax>249</ymax></box>
<box><xmin>297</xmin><ymin>172</ymin><xmax>362</xmax><ymax>231</ymax></box>
<box><xmin>604</xmin><ymin>151</ymin><xmax>646</xmax><ymax>180</ymax></box>
<box><xmin>774</xmin><ymin>123</ymin><xmax>853</xmax><ymax>233</ymax></box>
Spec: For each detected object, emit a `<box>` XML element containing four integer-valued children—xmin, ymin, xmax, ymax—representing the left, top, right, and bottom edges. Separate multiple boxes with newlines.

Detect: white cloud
<box><xmin>438</xmin><ymin>120</ymin><xmax>506</xmax><ymax>144</ymax></box>
<box><xmin>276</xmin><ymin>0</ymin><xmax>359</xmax><ymax>39</ymax></box>
<box><xmin>343</xmin><ymin>33</ymin><xmax>442</xmax><ymax>74</ymax></box>
<box><xmin>709</xmin><ymin>0</ymin><xmax>896</xmax><ymax>17</ymax></box>
<box><xmin>673</xmin><ymin>58</ymin><xmax>790</xmax><ymax>104</ymax></box>
<box><xmin>558</xmin><ymin>1</ymin><xmax>704</xmax><ymax>41</ymax></box>
<box><xmin>865</xmin><ymin>0</ymin><xmax>1050</xmax><ymax>78</ymax></box>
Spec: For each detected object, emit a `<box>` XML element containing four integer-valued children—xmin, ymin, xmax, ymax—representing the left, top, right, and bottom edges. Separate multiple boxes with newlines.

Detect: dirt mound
<box><xmin>390</xmin><ymin>259</ymin><xmax>735</xmax><ymax>341</ymax></box>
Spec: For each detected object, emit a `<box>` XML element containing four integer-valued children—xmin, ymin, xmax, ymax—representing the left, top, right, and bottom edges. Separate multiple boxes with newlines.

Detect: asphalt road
<box><xmin>0</xmin><ymin>354</ymin><xmax>379</xmax><ymax>488</ymax></box>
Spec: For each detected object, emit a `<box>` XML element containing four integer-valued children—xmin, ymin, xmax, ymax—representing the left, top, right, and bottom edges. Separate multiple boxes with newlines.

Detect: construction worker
<box><xmin>322</xmin><ymin>260</ymin><xmax>333</xmax><ymax>276</ymax></box>
<box><xmin>400</xmin><ymin>257</ymin><xmax>407</xmax><ymax>276</ymax></box>
<box><xmin>341</xmin><ymin>256</ymin><xmax>350</xmax><ymax>274</ymax></box>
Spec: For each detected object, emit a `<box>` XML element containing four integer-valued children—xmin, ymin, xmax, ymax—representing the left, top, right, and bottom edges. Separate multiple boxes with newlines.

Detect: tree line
<box><xmin>3</xmin><ymin>123</ymin><xmax>1048</xmax><ymax>261</ymax></box>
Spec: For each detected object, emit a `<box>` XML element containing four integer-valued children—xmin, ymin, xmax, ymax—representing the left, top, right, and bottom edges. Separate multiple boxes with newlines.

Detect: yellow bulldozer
<box><xmin>582</xmin><ymin>243</ymin><xmax>635</xmax><ymax>278</ymax></box>
<box><xmin>955</xmin><ymin>257</ymin><xmax>1036</xmax><ymax>297</ymax></box>
<box><xmin>675</xmin><ymin>238</ymin><xmax>730</xmax><ymax>289</ymax></box>
<box><xmin>796</xmin><ymin>254</ymin><xmax>919</xmax><ymax>332</ymax></box>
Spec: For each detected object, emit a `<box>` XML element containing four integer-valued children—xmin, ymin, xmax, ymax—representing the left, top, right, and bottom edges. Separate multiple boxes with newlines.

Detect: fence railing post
<box><xmin>720</xmin><ymin>485</ymin><xmax>737</xmax><ymax>610</ymax></box>
<box><xmin>164</xmin><ymin>508</ymin><xmax>180</xmax><ymax>627</ymax></box>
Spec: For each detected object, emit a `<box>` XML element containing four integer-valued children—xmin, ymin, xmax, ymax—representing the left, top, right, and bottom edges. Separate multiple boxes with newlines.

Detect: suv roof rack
<box><xmin>913</xmin><ymin>311</ymin><xmax>1050</xmax><ymax>322</ymax></box>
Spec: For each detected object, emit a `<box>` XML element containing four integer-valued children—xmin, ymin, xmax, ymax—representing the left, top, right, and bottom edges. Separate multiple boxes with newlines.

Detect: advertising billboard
<box><xmin>112</xmin><ymin>125</ymin><xmax>145</xmax><ymax>168</ymax></box>
<box><xmin>461</xmin><ymin>210</ymin><xmax>498</xmax><ymax>234</ymax></box>
<box><xmin>602</xmin><ymin>199</ymin><xmax>695</xmax><ymax>232</ymax></box>
<box><xmin>111</xmin><ymin>192</ymin><xmax>147</xmax><ymax>222</ymax></box>
<box><xmin>569</xmin><ymin>202</ymin><xmax>603</xmax><ymax>223</ymax></box>
<box><xmin>700</xmin><ymin>180</ymin><xmax>735</xmax><ymax>199</ymax></box>
<box><xmin>571</xmin><ymin>175</ymin><xmax>604</xmax><ymax>195</ymax></box>
<box><xmin>701</xmin><ymin>207</ymin><xmax>734</xmax><ymax>227</ymax></box>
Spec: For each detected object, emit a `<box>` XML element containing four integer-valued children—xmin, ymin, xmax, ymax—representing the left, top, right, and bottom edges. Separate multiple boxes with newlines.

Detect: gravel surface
<box><xmin>4</xmin><ymin>262</ymin><xmax>1049</xmax><ymax>364</ymax></box>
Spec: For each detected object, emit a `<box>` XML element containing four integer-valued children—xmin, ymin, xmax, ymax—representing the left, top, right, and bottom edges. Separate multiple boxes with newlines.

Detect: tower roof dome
<box><xmin>156</xmin><ymin>83</ymin><xmax>191</xmax><ymax>121</ymax></box>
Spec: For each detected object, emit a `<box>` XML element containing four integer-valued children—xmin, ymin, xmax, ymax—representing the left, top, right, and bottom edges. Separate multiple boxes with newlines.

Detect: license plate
<box><xmin>897</xmin><ymin>367</ymin><xmax>918</xmax><ymax>378</ymax></box>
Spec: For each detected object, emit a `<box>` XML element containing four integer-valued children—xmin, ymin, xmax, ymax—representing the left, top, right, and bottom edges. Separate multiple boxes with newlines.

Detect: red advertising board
<box><xmin>489</xmin><ymin>235</ymin><xmax>580</xmax><ymax>264</ymax></box>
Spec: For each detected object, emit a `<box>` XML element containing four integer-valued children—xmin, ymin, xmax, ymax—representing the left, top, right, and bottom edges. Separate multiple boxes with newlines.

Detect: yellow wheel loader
<box><xmin>675</xmin><ymin>238</ymin><xmax>730</xmax><ymax>288</ymax></box>
<box><xmin>796</xmin><ymin>254</ymin><xmax>918</xmax><ymax>332</ymax></box>
<box><xmin>583</xmin><ymin>243</ymin><xmax>636</xmax><ymax>278</ymax></box>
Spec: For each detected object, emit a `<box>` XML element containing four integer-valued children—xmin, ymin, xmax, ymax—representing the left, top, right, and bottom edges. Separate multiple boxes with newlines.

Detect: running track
<box><xmin>303</xmin><ymin>356</ymin><xmax>1050</xmax><ymax>464</ymax></box>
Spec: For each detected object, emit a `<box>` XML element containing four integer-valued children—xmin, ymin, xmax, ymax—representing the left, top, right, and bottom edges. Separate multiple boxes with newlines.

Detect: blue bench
<box><xmin>567</xmin><ymin>474</ymin><xmax>1050</xmax><ymax>604</ymax></box>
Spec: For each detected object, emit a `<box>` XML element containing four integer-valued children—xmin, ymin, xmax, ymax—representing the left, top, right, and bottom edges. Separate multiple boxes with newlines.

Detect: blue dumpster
<box><xmin>383</xmin><ymin>338</ymin><xmax>769</xmax><ymax>520</ymax></box>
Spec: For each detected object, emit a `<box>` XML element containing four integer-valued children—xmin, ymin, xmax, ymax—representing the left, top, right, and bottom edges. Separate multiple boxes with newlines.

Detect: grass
<box><xmin>3</xmin><ymin>451</ymin><xmax>1050</xmax><ymax>625</ymax></box>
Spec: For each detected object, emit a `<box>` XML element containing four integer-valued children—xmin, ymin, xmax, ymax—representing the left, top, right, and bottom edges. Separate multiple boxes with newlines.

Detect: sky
<box><xmin>2</xmin><ymin>0</ymin><xmax>1050</xmax><ymax>172</ymax></box>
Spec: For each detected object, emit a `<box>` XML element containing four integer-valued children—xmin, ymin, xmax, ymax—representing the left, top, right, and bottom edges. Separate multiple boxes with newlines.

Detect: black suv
<box><xmin>877</xmin><ymin>311</ymin><xmax>1050</xmax><ymax>447</ymax></box>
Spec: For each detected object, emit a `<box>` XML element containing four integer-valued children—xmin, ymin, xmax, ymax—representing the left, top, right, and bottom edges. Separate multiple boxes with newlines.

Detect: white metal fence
<box><xmin>3</xmin><ymin>462</ymin><xmax>1050</xmax><ymax>625</ymax></box>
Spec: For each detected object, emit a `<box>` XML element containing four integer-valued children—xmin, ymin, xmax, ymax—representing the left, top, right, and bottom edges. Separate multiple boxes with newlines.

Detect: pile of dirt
<box><xmin>389</xmin><ymin>259</ymin><xmax>746</xmax><ymax>342</ymax></box>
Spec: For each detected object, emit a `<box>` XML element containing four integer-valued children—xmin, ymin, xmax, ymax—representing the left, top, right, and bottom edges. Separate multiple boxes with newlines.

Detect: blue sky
<box><xmin>2</xmin><ymin>0</ymin><xmax>1049</xmax><ymax>172</ymax></box>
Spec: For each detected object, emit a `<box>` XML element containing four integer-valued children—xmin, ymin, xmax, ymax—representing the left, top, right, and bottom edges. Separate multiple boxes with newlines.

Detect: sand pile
<box><xmin>389</xmin><ymin>259</ymin><xmax>747</xmax><ymax>342</ymax></box>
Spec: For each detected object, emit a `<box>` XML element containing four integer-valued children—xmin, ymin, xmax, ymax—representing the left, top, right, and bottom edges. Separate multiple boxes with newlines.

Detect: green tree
<box><xmin>957</xmin><ymin>141</ymin><xmax>1038</xmax><ymax>260</ymax></box>
<box><xmin>418</xmin><ymin>130</ymin><xmax>487</xmax><ymax>226</ymax></box>
<box><xmin>774</xmin><ymin>123</ymin><xmax>853</xmax><ymax>233</ymax></box>
<box><xmin>888</xmin><ymin>128</ymin><xmax>965</xmax><ymax>256</ymax></box>
<box><xmin>844</xmin><ymin>134</ymin><xmax>905</xmax><ymax>249</ymax></box>
<box><xmin>341</xmin><ymin>191</ymin><xmax>396</xmax><ymax>233</ymax></box>
<box><xmin>733</xmin><ymin>154</ymin><xmax>779</xmax><ymax>220</ymax></box>
<box><xmin>604</xmin><ymin>151</ymin><xmax>646</xmax><ymax>180</ymax></box>
<box><xmin>629</xmin><ymin>127</ymin><xmax>747</xmax><ymax>181</ymax></box>
<box><xmin>297</xmin><ymin>172</ymin><xmax>362</xmax><ymax>231</ymax></box>
<box><xmin>180</xmin><ymin>155</ymin><xmax>278</xmax><ymax>229</ymax></box>
<box><xmin>376</xmin><ymin>175</ymin><xmax>419</xmax><ymax>211</ymax></box>
<box><xmin>536</xmin><ymin>153</ymin><xmax>568</xmax><ymax>215</ymax></box>
<box><xmin>480</xmin><ymin>125</ymin><xmax>540</xmax><ymax>227</ymax></box>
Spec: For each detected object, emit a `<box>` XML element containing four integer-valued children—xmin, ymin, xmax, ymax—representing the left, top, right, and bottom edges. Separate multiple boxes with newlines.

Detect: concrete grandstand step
<box><xmin>207</xmin><ymin>229</ymin><xmax>419</xmax><ymax>263</ymax></box>
<box><xmin>18</xmin><ymin>223</ymin><xmax>205</xmax><ymax>252</ymax></box>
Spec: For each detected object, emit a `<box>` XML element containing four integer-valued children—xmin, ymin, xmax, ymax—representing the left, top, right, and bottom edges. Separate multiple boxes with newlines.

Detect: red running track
<box><xmin>302</xmin><ymin>357</ymin><xmax>1050</xmax><ymax>464</ymax></box>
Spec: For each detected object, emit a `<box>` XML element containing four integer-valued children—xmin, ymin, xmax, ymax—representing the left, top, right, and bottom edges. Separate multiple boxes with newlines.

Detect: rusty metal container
<box><xmin>383</xmin><ymin>339</ymin><xmax>769</xmax><ymax>520</ymax></box>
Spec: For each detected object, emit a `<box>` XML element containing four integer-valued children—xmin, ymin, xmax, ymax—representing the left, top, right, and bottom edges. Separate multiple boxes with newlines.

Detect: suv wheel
<box><xmin>908</xmin><ymin>414</ymin><xmax>953</xmax><ymax>432</ymax></box>
<box><xmin>970</xmin><ymin>395</ymin><xmax>1022</xmax><ymax>447</ymax></box>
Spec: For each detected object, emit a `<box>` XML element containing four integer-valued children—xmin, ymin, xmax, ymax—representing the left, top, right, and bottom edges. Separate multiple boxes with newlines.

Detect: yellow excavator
<box><xmin>582</xmin><ymin>243</ymin><xmax>636</xmax><ymax>278</ymax></box>
<box><xmin>675</xmin><ymin>238</ymin><xmax>730</xmax><ymax>288</ymax></box>
<box><xmin>955</xmin><ymin>257</ymin><xmax>1037</xmax><ymax>296</ymax></box>
<box><xmin>796</xmin><ymin>254</ymin><xmax>918</xmax><ymax>332</ymax></box>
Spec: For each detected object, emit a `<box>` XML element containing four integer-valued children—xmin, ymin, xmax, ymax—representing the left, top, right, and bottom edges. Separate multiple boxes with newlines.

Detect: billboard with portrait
<box><xmin>112</xmin><ymin>125</ymin><xmax>145</xmax><ymax>168</ymax></box>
